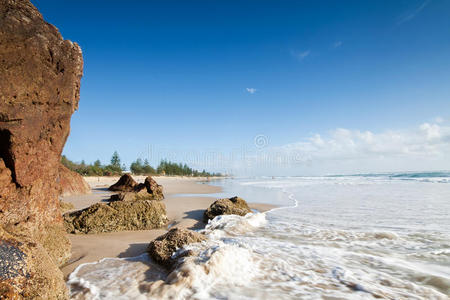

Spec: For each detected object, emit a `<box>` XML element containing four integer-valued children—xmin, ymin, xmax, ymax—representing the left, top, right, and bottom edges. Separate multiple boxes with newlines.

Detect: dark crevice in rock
<box><xmin>0</xmin><ymin>129</ymin><xmax>18</xmax><ymax>186</ymax></box>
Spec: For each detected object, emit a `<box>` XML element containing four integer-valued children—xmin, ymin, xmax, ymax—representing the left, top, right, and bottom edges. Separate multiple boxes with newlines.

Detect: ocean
<box><xmin>68</xmin><ymin>172</ymin><xmax>450</xmax><ymax>299</ymax></box>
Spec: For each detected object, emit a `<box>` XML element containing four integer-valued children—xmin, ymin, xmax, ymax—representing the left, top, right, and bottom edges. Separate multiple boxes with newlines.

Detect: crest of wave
<box><xmin>143</xmin><ymin>213</ymin><xmax>268</xmax><ymax>299</ymax></box>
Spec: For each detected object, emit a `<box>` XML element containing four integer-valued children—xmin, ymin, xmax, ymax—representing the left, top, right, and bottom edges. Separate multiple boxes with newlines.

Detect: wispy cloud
<box><xmin>290</xmin><ymin>49</ymin><xmax>310</xmax><ymax>61</ymax></box>
<box><xmin>246</xmin><ymin>88</ymin><xmax>257</xmax><ymax>94</ymax></box>
<box><xmin>333</xmin><ymin>41</ymin><xmax>343</xmax><ymax>48</ymax></box>
<box><xmin>434</xmin><ymin>116</ymin><xmax>444</xmax><ymax>124</ymax></box>
<box><xmin>273</xmin><ymin>121</ymin><xmax>450</xmax><ymax>172</ymax></box>
<box><xmin>232</xmin><ymin>121</ymin><xmax>450</xmax><ymax>175</ymax></box>
<box><xmin>397</xmin><ymin>0</ymin><xmax>431</xmax><ymax>25</ymax></box>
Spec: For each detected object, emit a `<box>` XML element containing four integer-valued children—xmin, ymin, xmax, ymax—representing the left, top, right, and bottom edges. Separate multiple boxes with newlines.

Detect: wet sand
<box><xmin>61</xmin><ymin>176</ymin><xmax>275</xmax><ymax>277</ymax></box>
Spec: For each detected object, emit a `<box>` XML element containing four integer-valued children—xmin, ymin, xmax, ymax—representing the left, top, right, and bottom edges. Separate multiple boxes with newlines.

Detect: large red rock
<box><xmin>0</xmin><ymin>0</ymin><xmax>83</xmax><ymax>298</ymax></box>
<box><xmin>58</xmin><ymin>163</ymin><xmax>91</xmax><ymax>196</ymax></box>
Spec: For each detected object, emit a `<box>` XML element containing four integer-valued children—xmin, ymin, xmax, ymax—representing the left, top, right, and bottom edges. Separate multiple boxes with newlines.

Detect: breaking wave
<box><xmin>68</xmin><ymin>175</ymin><xmax>450</xmax><ymax>299</ymax></box>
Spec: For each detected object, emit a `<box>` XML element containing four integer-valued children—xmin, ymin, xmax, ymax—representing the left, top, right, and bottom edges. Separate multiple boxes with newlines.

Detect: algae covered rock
<box><xmin>147</xmin><ymin>228</ymin><xmax>205</xmax><ymax>267</ymax></box>
<box><xmin>110</xmin><ymin>189</ymin><xmax>159</xmax><ymax>202</ymax></box>
<box><xmin>63</xmin><ymin>200</ymin><xmax>168</xmax><ymax>234</ymax></box>
<box><xmin>59</xmin><ymin>200</ymin><xmax>75</xmax><ymax>212</ymax></box>
<box><xmin>203</xmin><ymin>196</ymin><xmax>252</xmax><ymax>222</ymax></box>
<box><xmin>108</xmin><ymin>174</ymin><xmax>137</xmax><ymax>192</ymax></box>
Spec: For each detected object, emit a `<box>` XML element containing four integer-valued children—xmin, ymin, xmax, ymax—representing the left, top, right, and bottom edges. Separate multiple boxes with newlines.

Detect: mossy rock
<box><xmin>147</xmin><ymin>228</ymin><xmax>205</xmax><ymax>268</ymax></box>
<box><xmin>59</xmin><ymin>200</ymin><xmax>75</xmax><ymax>212</ymax></box>
<box><xmin>63</xmin><ymin>200</ymin><xmax>168</xmax><ymax>234</ymax></box>
<box><xmin>109</xmin><ymin>189</ymin><xmax>160</xmax><ymax>202</ymax></box>
<box><xmin>203</xmin><ymin>196</ymin><xmax>251</xmax><ymax>222</ymax></box>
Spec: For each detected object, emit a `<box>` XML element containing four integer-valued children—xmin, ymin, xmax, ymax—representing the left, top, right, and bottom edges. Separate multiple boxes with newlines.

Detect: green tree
<box><xmin>110</xmin><ymin>151</ymin><xmax>121</xmax><ymax>168</ymax></box>
<box><xmin>143</xmin><ymin>159</ymin><xmax>156</xmax><ymax>174</ymax></box>
<box><xmin>130</xmin><ymin>158</ymin><xmax>144</xmax><ymax>174</ymax></box>
<box><xmin>155</xmin><ymin>160</ymin><xmax>219</xmax><ymax>177</ymax></box>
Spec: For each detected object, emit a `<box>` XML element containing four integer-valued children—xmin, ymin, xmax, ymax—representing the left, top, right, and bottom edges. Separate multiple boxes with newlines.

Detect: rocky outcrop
<box><xmin>108</xmin><ymin>173</ymin><xmax>137</xmax><ymax>192</ymax></box>
<box><xmin>0</xmin><ymin>0</ymin><xmax>83</xmax><ymax>298</ymax></box>
<box><xmin>142</xmin><ymin>176</ymin><xmax>164</xmax><ymax>200</ymax></box>
<box><xmin>203</xmin><ymin>196</ymin><xmax>252</xmax><ymax>222</ymax></box>
<box><xmin>110</xmin><ymin>189</ymin><xmax>158</xmax><ymax>202</ymax></box>
<box><xmin>147</xmin><ymin>228</ymin><xmax>205</xmax><ymax>268</ymax></box>
<box><xmin>63</xmin><ymin>200</ymin><xmax>168</xmax><ymax>234</ymax></box>
<box><xmin>110</xmin><ymin>176</ymin><xmax>164</xmax><ymax>201</ymax></box>
<box><xmin>58</xmin><ymin>163</ymin><xmax>91</xmax><ymax>196</ymax></box>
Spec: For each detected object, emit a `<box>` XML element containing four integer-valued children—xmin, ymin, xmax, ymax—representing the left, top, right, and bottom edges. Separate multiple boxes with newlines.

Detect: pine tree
<box><xmin>110</xmin><ymin>151</ymin><xmax>121</xmax><ymax>168</ymax></box>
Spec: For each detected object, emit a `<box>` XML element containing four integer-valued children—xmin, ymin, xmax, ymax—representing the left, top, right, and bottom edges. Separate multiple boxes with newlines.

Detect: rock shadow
<box><xmin>182</xmin><ymin>209</ymin><xmax>206</xmax><ymax>230</ymax></box>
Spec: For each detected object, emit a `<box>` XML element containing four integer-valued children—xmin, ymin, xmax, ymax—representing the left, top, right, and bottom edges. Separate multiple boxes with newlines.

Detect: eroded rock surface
<box><xmin>142</xmin><ymin>176</ymin><xmax>164</xmax><ymax>200</ymax></box>
<box><xmin>203</xmin><ymin>196</ymin><xmax>252</xmax><ymax>222</ymax></box>
<box><xmin>110</xmin><ymin>176</ymin><xmax>164</xmax><ymax>201</ymax></box>
<box><xmin>0</xmin><ymin>0</ymin><xmax>83</xmax><ymax>297</ymax></box>
<box><xmin>147</xmin><ymin>228</ymin><xmax>205</xmax><ymax>268</ymax></box>
<box><xmin>58</xmin><ymin>163</ymin><xmax>91</xmax><ymax>196</ymax></box>
<box><xmin>108</xmin><ymin>173</ymin><xmax>137</xmax><ymax>192</ymax></box>
<box><xmin>63</xmin><ymin>200</ymin><xmax>169</xmax><ymax>234</ymax></box>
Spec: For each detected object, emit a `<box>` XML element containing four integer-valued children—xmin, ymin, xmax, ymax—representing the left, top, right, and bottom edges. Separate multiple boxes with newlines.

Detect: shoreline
<box><xmin>61</xmin><ymin>176</ymin><xmax>275</xmax><ymax>278</ymax></box>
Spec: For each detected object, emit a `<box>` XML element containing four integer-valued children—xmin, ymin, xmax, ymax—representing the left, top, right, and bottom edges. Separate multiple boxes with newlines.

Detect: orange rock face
<box><xmin>58</xmin><ymin>164</ymin><xmax>91</xmax><ymax>197</ymax></box>
<box><xmin>0</xmin><ymin>0</ymin><xmax>83</xmax><ymax>298</ymax></box>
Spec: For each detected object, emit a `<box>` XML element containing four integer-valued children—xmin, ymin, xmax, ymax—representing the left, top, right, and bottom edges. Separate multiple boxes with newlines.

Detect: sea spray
<box><xmin>68</xmin><ymin>175</ymin><xmax>450</xmax><ymax>299</ymax></box>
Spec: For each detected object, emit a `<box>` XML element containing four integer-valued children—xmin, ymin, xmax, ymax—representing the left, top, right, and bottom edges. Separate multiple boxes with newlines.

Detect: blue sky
<box><xmin>33</xmin><ymin>0</ymin><xmax>450</xmax><ymax>175</ymax></box>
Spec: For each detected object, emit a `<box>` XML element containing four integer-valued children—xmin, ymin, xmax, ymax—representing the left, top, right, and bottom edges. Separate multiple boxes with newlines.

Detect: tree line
<box><xmin>61</xmin><ymin>151</ymin><xmax>222</xmax><ymax>177</ymax></box>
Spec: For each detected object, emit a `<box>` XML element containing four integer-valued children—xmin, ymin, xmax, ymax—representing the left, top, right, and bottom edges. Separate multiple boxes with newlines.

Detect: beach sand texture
<box><xmin>61</xmin><ymin>176</ymin><xmax>274</xmax><ymax>277</ymax></box>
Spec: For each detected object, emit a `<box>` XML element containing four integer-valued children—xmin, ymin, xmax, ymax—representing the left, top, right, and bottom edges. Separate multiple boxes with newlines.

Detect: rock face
<box><xmin>0</xmin><ymin>0</ymin><xmax>83</xmax><ymax>298</ymax></box>
<box><xmin>147</xmin><ymin>228</ymin><xmax>205</xmax><ymax>267</ymax></box>
<box><xmin>58</xmin><ymin>163</ymin><xmax>91</xmax><ymax>196</ymax></box>
<box><xmin>63</xmin><ymin>200</ymin><xmax>169</xmax><ymax>234</ymax></box>
<box><xmin>108</xmin><ymin>173</ymin><xmax>137</xmax><ymax>192</ymax></box>
<box><xmin>203</xmin><ymin>196</ymin><xmax>252</xmax><ymax>222</ymax></box>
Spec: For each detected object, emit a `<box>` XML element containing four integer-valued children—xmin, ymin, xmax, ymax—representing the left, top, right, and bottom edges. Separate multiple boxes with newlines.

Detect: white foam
<box><xmin>68</xmin><ymin>176</ymin><xmax>450</xmax><ymax>299</ymax></box>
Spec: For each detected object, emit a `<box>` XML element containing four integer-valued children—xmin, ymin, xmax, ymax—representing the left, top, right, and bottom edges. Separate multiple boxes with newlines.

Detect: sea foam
<box><xmin>68</xmin><ymin>174</ymin><xmax>450</xmax><ymax>299</ymax></box>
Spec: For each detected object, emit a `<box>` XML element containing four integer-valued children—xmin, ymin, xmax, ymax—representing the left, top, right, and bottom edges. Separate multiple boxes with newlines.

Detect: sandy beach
<box><xmin>61</xmin><ymin>176</ymin><xmax>275</xmax><ymax>277</ymax></box>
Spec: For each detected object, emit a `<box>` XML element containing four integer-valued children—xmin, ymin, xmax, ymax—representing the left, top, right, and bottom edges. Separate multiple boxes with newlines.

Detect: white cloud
<box><xmin>232</xmin><ymin>122</ymin><xmax>450</xmax><ymax>176</ymax></box>
<box><xmin>397</xmin><ymin>0</ymin><xmax>430</xmax><ymax>25</ymax></box>
<box><xmin>333</xmin><ymin>41</ymin><xmax>343</xmax><ymax>48</ymax></box>
<box><xmin>434</xmin><ymin>116</ymin><xmax>444</xmax><ymax>123</ymax></box>
<box><xmin>246</xmin><ymin>88</ymin><xmax>257</xmax><ymax>94</ymax></box>
<box><xmin>292</xmin><ymin>123</ymin><xmax>448</xmax><ymax>157</ymax></box>
<box><xmin>291</xmin><ymin>49</ymin><xmax>310</xmax><ymax>61</ymax></box>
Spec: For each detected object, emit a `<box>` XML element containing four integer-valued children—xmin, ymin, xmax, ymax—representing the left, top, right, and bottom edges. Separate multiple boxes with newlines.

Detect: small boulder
<box><xmin>63</xmin><ymin>200</ymin><xmax>168</xmax><ymax>234</ymax></box>
<box><xmin>108</xmin><ymin>174</ymin><xmax>137</xmax><ymax>192</ymax></box>
<box><xmin>147</xmin><ymin>228</ymin><xmax>205</xmax><ymax>267</ymax></box>
<box><xmin>203</xmin><ymin>196</ymin><xmax>251</xmax><ymax>222</ymax></box>
<box><xmin>144</xmin><ymin>176</ymin><xmax>164</xmax><ymax>200</ymax></box>
<box><xmin>110</xmin><ymin>176</ymin><xmax>164</xmax><ymax>202</ymax></box>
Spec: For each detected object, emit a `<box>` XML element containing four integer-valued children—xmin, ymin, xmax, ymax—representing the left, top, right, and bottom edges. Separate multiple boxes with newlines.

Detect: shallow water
<box><xmin>68</xmin><ymin>173</ymin><xmax>450</xmax><ymax>299</ymax></box>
